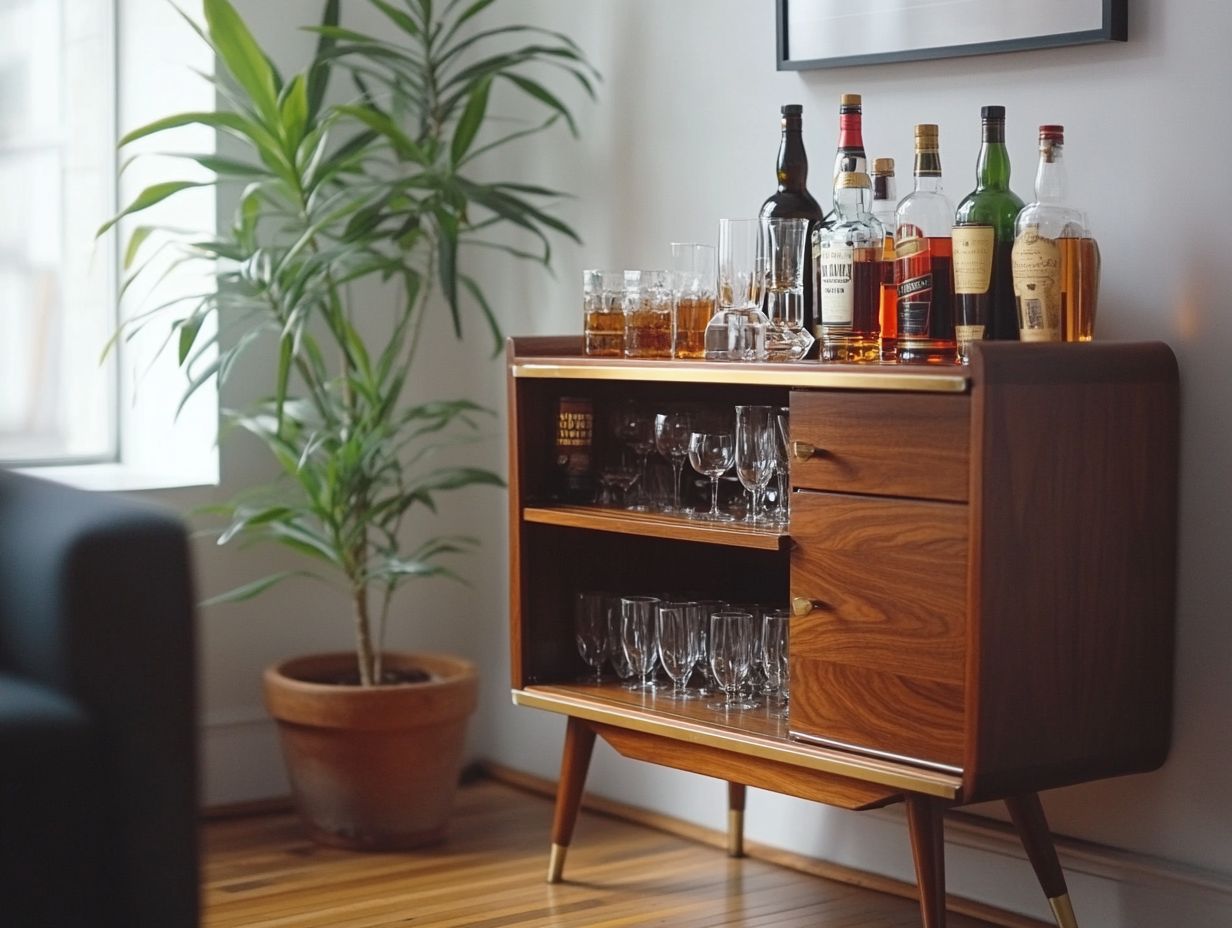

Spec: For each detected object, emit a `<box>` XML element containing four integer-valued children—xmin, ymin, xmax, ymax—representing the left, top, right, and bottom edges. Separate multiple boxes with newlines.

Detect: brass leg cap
<box><xmin>547</xmin><ymin>842</ymin><xmax>567</xmax><ymax>883</ymax></box>
<box><xmin>727</xmin><ymin>809</ymin><xmax>745</xmax><ymax>858</ymax></box>
<box><xmin>1049</xmin><ymin>893</ymin><xmax>1078</xmax><ymax>928</ymax></box>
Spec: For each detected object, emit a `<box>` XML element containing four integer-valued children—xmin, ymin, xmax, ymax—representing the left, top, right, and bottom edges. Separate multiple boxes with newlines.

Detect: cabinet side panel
<box><xmin>967</xmin><ymin>342</ymin><xmax>1179</xmax><ymax>800</ymax></box>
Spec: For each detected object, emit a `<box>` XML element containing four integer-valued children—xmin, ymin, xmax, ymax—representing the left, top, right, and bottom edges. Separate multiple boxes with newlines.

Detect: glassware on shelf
<box><xmin>619</xmin><ymin>596</ymin><xmax>660</xmax><ymax>690</ymax></box>
<box><xmin>606</xmin><ymin>603</ymin><xmax>634</xmax><ymax>682</ymax></box>
<box><xmin>583</xmin><ymin>269</ymin><xmax>625</xmax><ymax>357</ymax></box>
<box><xmin>687</xmin><ymin>431</ymin><xmax>735</xmax><ymax>522</ymax></box>
<box><xmin>574</xmin><ymin>591</ymin><xmax>609</xmax><ymax>684</ymax></box>
<box><xmin>763</xmin><ymin>217</ymin><xmax>815</xmax><ymax>361</ymax></box>
<box><xmin>765</xmin><ymin>407</ymin><xmax>791</xmax><ymax>527</ymax></box>
<box><xmin>615</xmin><ymin>406</ymin><xmax>656</xmax><ymax>511</ymax></box>
<box><xmin>708</xmin><ymin>611</ymin><xmax>757</xmax><ymax>711</ymax></box>
<box><xmin>734</xmin><ymin>405</ymin><xmax>776</xmax><ymax>524</ymax></box>
<box><xmin>690</xmin><ymin>600</ymin><xmax>727</xmax><ymax>695</ymax></box>
<box><xmin>654</xmin><ymin>410</ymin><xmax>695</xmax><ymax>514</ymax></box>
<box><xmin>623</xmin><ymin>270</ymin><xmax>673</xmax><ymax>359</ymax></box>
<box><xmin>656</xmin><ymin>601</ymin><xmax>699</xmax><ymax>699</ymax></box>
<box><xmin>705</xmin><ymin>219</ymin><xmax>769</xmax><ymax>361</ymax></box>
<box><xmin>761</xmin><ymin>609</ymin><xmax>790</xmax><ymax>719</ymax></box>
<box><xmin>670</xmin><ymin>243</ymin><xmax>716</xmax><ymax>360</ymax></box>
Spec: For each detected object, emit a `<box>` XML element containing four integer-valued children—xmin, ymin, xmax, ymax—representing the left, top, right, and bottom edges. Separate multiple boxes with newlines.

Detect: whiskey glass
<box><xmin>734</xmin><ymin>405</ymin><xmax>775</xmax><ymax>524</ymax></box>
<box><xmin>574</xmin><ymin>591</ymin><xmax>609</xmax><ymax>684</ymax></box>
<box><xmin>670</xmin><ymin>243</ymin><xmax>716</xmax><ymax>359</ymax></box>
<box><xmin>656</xmin><ymin>601</ymin><xmax>699</xmax><ymax>699</ymax></box>
<box><xmin>620</xmin><ymin>596</ymin><xmax>660</xmax><ymax>690</ymax></box>
<box><xmin>687</xmin><ymin>431</ymin><xmax>735</xmax><ymax>522</ymax></box>
<box><xmin>708</xmin><ymin>611</ymin><xmax>757</xmax><ymax>711</ymax></box>
<box><xmin>654</xmin><ymin>410</ymin><xmax>694</xmax><ymax>514</ymax></box>
<box><xmin>583</xmin><ymin>269</ymin><xmax>625</xmax><ymax>357</ymax></box>
<box><xmin>623</xmin><ymin>270</ymin><xmax>673</xmax><ymax>359</ymax></box>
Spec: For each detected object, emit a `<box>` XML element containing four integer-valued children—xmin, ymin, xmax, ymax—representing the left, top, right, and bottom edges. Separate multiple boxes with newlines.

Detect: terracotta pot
<box><xmin>263</xmin><ymin>651</ymin><xmax>478</xmax><ymax>850</ymax></box>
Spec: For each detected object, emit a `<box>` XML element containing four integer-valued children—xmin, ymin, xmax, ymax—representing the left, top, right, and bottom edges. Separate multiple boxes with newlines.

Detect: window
<box><xmin>0</xmin><ymin>0</ymin><xmax>117</xmax><ymax>464</ymax></box>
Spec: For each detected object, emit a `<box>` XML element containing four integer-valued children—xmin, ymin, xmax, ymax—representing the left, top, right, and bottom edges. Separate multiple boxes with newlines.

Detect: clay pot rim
<box><xmin>266</xmin><ymin>650</ymin><xmax>478</xmax><ymax>695</ymax></box>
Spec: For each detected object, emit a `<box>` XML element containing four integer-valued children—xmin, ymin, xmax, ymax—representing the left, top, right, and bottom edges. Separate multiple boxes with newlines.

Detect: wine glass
<box><xmin>761</xmin><ymin>609</ymin><xmax>790</xmax><ymax>719</ymax></box>
<box><xmin>656</xmin><ymin>602</ymin><xmax>698</xmax><ymax>699</ymax></box>
<box><xmin>708</xmin><ymin>611</ymin><xmax>757</xmax><ymax>711</ymax></box>
<box><xmin>688</xmin><ymin>432</ymin><xmax>735</xmax><ymax>522</ymax></box>
<box><xmin>616</xmin><ymin>408</ymin><xmax>656</xmax><ymax>511</ymax></box>
<box><xmin>574</xmin><ymin>592</ymin><xmax>609</xmax><ymax>684</ymax></box>
<box><xmin>655</xmin><ymin>410</ymin><xmax>694</xmax><ymax>514</ymax></box>
<box><xmin>735</xmin><ymin>405</ymin><xmax>775</xmax><ymax>524</ymax></box>
<box><xmin>620</xmin><ymin>596</ymin><xmax>660</xmax><ymax>690</ymax></box>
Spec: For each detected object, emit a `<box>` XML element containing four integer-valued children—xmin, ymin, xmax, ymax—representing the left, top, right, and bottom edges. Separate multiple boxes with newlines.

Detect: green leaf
<box><xmin>123</xmin><ymin>226</ymin><xmax>156</xmax><ymax>270</ymax></box>
<box><xmin>97</xmin><ymin>181</ymin><xmax>209</xmax><ymax>238</ymax></box>
<box><xmin>369</xmin><ymin>0</ymin><xmax>421</xmax><ymax>37</ymax></box>
<box><xmin>178</xmin><ymin>317</ymin><xmax>205</xmax><ymax>365</ymax></box>
<box><xmin>201</xmin><ymin>570</ymin><xmax>320</xmax><ymax>606</ymax></box>
<box><xmin>336</xmin><ymin>104</ymin><xmax>425</xmax><ymax>163</ymax></box>
<box><xmin>434</xmin><ymin>209</ymin><xmax>460</xmax><ymax>336</ymax></box>
<box><xmin>458</xmin><ymin>273</ymin><xmax>503</xmax><ymax>357</ymax></box>
<box><xmin>450</xmin><ymin>76</ymin><xmax>490</xmax><ymax>165</ymax></box>
<box><xmin>204</xmin><ymin>0</ymin><xmax>280</xmax><ymax>125</ymax></box>
<box><xmin>306</xmin><ymin>0</ymin><xmax>340</xmax><ymax>121</ymax></box>
<box><xmin>278</xmin><ymin>74</ymin><xmax>310</xmax><ymax>149</ymax></box>
<box><xmin>500</xmin><ymin>72</ymin><xmax>577</xmax><ymax>136</ymax></box>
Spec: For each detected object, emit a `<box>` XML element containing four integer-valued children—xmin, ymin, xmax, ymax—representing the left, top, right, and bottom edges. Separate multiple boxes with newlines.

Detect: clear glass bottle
<box><xmin>760</xmin><ymin>104</ymin><xmax>825</xmax><ymax>343</ymax></box>
<box><xmin>1012</xmin><ymin>125</ymin><xmax>1100</xmax><ymax>342</ymax></box>
<box><xmin>952</xmin><ymin>105</ymin><xmax>1025</xmax><ymax>363</ymax></box>
<box><xmin>814</xmin><ymin>171</ymin><xmax>881</xmax><ymax>362</ymax></box>
<box><xmin>832</xmin><ymin>94</ymin><xmax>867</xmax><ymax>191</ymax></box>
<box><xmin>871</xmin><ymin>157</ymin><xmax>897</xmax><ymax>360</ymax></box>
<box><xmin>894</xmin><ymin>124</ymin><xmax>956</xmax><ymax>364</ymax></box>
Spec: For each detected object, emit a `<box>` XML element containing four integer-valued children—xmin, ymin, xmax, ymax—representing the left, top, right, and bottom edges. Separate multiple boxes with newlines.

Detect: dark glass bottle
<box><xmin>952</xmin><ymin>105</ymin><xmax>1025</xmax><ymax>362</ymax></box>
<box><xmin>760</xmin><ymin>104</ymin><xmax>825</xmax><ymax>344</ymax></box>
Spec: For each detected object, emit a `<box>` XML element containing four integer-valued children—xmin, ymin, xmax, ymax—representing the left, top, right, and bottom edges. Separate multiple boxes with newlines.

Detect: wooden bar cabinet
<box><xmin>506</xmin><ymin>336</ymin><xmax>1179</xmax><ymax>928</ymax></box>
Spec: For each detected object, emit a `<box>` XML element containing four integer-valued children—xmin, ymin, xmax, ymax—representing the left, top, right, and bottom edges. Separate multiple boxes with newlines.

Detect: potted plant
<box><xmin>99</xmin><ymin>0</ymin><xmax>594</xmax><ymax>848</ymax></box>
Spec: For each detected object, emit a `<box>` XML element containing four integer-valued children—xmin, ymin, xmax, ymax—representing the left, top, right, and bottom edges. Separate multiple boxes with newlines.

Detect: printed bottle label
<box><xmin>894</xmin><ymin>229</ymin><xmax>933</xmax><ymax>338</ymax></box>
<box><xmin>819</xmin><ymin>240</ymin><xmax>854</xmax><ymax>328</ymax></box>
<box><xmin>952</xmin><ymin>225</ymin><xmax>995</xmax><ymax>294</ymax></box>
<box><xmin>1011</xmin><ymin>227</ymin><xmax>1062</xmax><ymax>342</ymax></box>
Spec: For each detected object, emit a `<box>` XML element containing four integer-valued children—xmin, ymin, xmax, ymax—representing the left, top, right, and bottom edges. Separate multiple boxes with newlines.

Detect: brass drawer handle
<box><xmin>791</xmin><ymin>441</ymin><xmax>824</xmax><ymax>462</ymax></box>
<box><xmin>791</xmin><ymin>596</ymin><xmax>830</xmax><ymax>617</ymax></box>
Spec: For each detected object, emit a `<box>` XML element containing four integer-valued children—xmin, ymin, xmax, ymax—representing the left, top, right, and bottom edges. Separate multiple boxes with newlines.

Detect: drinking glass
<box><xmin>761</xmin><ymin>609</ymin><xmax>790</xmax><ymax>718</ymax></box>
<box><xmin>708</xmin><ymin>611</ymin><xmax>757</xmax><ymax>711</ymax></box>
<box><xmin>616</xmin><ymin>406</ymin><xmax>656</xmax><ymax>511</ymax></box>
<box><xmin>687</xmin><ymin>432</ymin><xmax>735</xmax><ymax>522</ymax></box>
<box><xmin>583</xmin><ymin>269</ymin><xmax>625</xmax><ymax>357</ymax></box>
<box><xmin>690</xmin><ymin>599</ymin><xmax>726</xmax><ymax>694</ymax></box>
<box><xmin>734</xmin><ymin>405</ymin><xmax>775</xmax><ymax>524</ymax></box>
<box><xmin>655</xmin><ymin>410</ymin><xmax>694</xmax><ymax>514</ymax></box>
<box><xmin>763</xmin><ymin>218</ymin><xmax>815</xmax><ymax>361</ymax></box>
<box><xmin>574</xmin><ymin>591</ymin><xmax>609</xmax><ymax>684</ymax></box>
<box><xmin>705</xmin><ymin>219</ymin><xmax>769</xmax><ymax>361</ymax></box>
<box><xmin>606</xmin><ymin>602</ymin><xmax>634</xmax><ymax>682</ymax></box>
<box><xmin>623</xmin><ymin>270</ymin><xmax>673</xmax><ymax>359</ymax></box>
<box><xmin>670</xmin><ymin>243</ymin><xmax>716</xmax><ymax>360</ymax></box>
<box><xmin>656</xmin><ymin>601</ymin><xmax>698</xmax><ymax>699</ymax></box>
<box><xmin>765</xmin><ymin>406</ymin><xmax>791</xmax><ymax>527</ymax></box>
<box><xmin>620</xmin><ymin>596</ymin><xmax>660</xmax><ymax>690</ymax></box>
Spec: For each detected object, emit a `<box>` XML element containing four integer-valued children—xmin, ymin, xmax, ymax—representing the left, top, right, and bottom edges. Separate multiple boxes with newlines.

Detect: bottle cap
<box><xmin>1039</xmin><ymin>124</ymin><xmax>1064</xmax><ymax>142</ymax></box>
<box><xmin>781</xmin><ymin>104</ymin><xmax>803</xmax><ymax>116</ymax></box>
<box><xmin>914</xmin><ymin>123</ymin><xmax>939</xmax><ymax>139</ymax></box>
<box><xmin>981</xmin><ymin>105</ymin><xmax>1006</xmax><ymax>120</ymax></box>
<box><xmin>872</xmin><ymin>158</ymin><xmax>895</xmax><ymax>175</ymax></box>
<box><xmin>840</xmin><ymin>93</ymin><xmax>862</xmax><ymax>106</ymax></box>
<box><xmin>835</xmin><ymin>171</ymin><xmax>871</xmax><ymax>189</ymax></box>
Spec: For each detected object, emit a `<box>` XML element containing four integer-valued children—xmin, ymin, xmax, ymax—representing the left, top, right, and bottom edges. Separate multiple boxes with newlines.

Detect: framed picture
<box><xmin>776</xmin><ymin>0</ymin><xmax>1127</xmax><ymax>71</ymax></box>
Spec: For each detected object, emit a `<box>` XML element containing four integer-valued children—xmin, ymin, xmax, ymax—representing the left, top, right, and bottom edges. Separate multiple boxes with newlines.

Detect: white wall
<box><xmin>157</xmin><ymin>1</ymin><xmax>1231</xmax><ymax>925</ymax></box>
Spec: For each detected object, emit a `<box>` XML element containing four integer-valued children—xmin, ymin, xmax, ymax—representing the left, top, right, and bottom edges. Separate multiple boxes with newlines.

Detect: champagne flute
<box><xmin>688</xmin><ymin>432</ymin><xmax>735</xmax><ymax>522</ymax></box>
<box><xmin>735</xmin><ymin>405</ymin><xmax>775</xmax><ymax>524</ymax></box>
<box><xmin>655</xmin><ymin>410</ymin><xmax>694</xmax><ymax>514</ymax></box>
<box><xmin>766</xmin><ymin>406</ymin><xmax>791</xmax><ymax>527</ymax></box>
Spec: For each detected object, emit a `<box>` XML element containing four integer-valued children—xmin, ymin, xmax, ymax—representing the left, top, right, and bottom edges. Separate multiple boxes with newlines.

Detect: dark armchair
<box><xmin>0</xmin><ymin>470</ymin><xmax>198</xmax><ymax>928</ymax></box>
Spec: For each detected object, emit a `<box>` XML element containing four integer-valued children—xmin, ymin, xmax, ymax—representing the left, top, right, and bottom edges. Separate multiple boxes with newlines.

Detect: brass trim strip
<box><xmin>787</xmin><ymin>730</ymin><xmax>965</xmax><ymax>776</ymax></box>
<box><xmin>512</xmin><ymin>687</ymin><xmax>961</xmax><ymax>799</ymax></box>
<box><xmin>1049</xmin><ymin>894</ymin><xmax>1078</xmax><ymax>928</ymax></box>
<box><xmin>512</xmin><ymin>361</ymin><xmax>970</xmax><ymax>393</ymax></box>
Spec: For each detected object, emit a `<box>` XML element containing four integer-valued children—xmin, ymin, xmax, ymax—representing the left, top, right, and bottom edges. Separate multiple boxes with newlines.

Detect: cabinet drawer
<box><xmin>789</xmin><ymin>491</ymin><xmax>968</xmax><ymax>771</ymax></box>
<box><xmin>789</xmin><ymin>390</ymin><xmax>970</xmax><ymax>501</ymax></box>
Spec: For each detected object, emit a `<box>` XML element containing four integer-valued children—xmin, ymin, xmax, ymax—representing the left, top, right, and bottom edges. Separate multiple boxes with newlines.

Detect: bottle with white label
<box><xmin>1012</xmin><ymin>125</ymin><xmax>1100</xmax><ymax>342</ymax></box>
<box><xmin>814</xmin><ymin>171</ymin><xmax>881</xmax><ymax>362</ymax></box>
<box><xmin>952</xmin><ymin>105</ymin><xmax>1024</xmax><ymax>363</ymax></box>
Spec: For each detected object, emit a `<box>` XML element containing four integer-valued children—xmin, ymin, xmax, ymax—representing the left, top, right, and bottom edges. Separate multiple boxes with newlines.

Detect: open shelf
<box><xmin>521</xmin><ymin>505</ymin><xmax>789</xmax><ymax>551</ymax></box>
<box><xmin>513</xmin><ymin>682</ymin><xmax>962</xmax><ymax>799</ymax></box>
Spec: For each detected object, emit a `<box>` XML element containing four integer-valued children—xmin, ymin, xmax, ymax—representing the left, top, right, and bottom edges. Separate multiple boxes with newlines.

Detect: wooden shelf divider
<box><xmin>521</xmin><ymin>504</ymin><xmax>789</xmax><ymax>551</ymax></box>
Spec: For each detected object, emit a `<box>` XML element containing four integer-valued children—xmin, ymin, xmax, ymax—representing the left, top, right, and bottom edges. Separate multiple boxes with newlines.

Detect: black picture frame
<box><xmin>776</xmin><ymin>0</ymin><xmax>1127</xmax><ymax>71</ymax></box>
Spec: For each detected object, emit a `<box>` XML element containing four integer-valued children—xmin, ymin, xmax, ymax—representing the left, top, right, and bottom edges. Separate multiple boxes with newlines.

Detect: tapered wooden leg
<box><xmin>906</xmin><ymin>795</ymin><xmax>947</xmax><ymax>928</ymax></box>
<box><xmin>1005</xmin><ymin>793</ymin><xmax>1078</xmax><ymax>928</ymax></box>
<box><xmin>547</xmin><ymin>717</ymin><xmax>597</xmax><ymax>883</ymax></box>
<box><xmin>727</xmin><ymin>782</ymin><xmax>747</xmax><ymax>858</ymax></box>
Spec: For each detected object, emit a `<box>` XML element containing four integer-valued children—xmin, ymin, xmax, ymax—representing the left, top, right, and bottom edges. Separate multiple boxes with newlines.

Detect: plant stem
<box><xmin>353</xmin><ymin>584</ymin><xmax>375</xmax><ymax>685</ymax></box>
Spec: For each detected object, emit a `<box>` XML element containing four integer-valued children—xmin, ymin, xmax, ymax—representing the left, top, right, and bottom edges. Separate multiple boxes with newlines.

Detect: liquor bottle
<box><xmin>894</xmin><ymin>124</ymin><xmax>956</xmax><ymax>364</ymax></box>
<box><xmin>832</xmin><ymin>94</ymin><xmax>867</xmax><ymax>186</ymax></box>
<box><xmin>760</xmin><ymin>104</ymin><xmax>826</xmax><ymax>342</ymax></box>
<box><xmin>952</xmin><ymin>105</ymin><xmax>1025</xmax><ymax>362</ymax></box>
<box><xmin>871</xmin><ymin>157</ymin><xmax>897</xmax><ymax>360</ymax></box>
<box><xmin>1012</xmin><ymin>125</ymin><xmax>1100</xmax><ymax>342</ymax></box>
<box><xmin>554</xmin><ymin>396</ymin><xmax>594</xmax><ymax>502</ymax></box>
<box><xmin>814</xmin><ymin>171</ymin><xmax>881</xmax><ymax>362</ymax></box>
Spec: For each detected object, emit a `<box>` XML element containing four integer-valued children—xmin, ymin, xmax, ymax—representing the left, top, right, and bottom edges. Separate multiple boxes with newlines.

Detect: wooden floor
<box><xmin>203</xmin><ymin>780</ymin><xmax>1001</xmax><ymax>928</ymax></box>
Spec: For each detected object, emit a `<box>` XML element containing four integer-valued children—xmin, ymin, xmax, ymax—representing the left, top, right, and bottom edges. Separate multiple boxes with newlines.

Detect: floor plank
<box><xmin>203</xmin><ymin>780</ymin><xmax>1000</xmax><ymax>928</ymax></box>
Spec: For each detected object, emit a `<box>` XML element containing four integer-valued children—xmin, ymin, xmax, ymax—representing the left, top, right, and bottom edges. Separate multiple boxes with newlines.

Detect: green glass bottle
<box><xmin>952</xmin><ymin>105</ymin><xmax>1025</xmax><ymax>362</ymax></box>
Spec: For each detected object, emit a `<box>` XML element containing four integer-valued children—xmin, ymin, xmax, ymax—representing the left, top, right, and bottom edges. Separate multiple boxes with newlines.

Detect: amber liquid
<box><xmin>674</xmin><ymin>295</ymin><xmax>715</xmax><ymax>359</ymax></box>
<box><xmin>954</xmin><ymin>240</ymin><xmax>1014</xmax><ymax>361</ymax></box>
<box><xmin>878</xmin><ymin>236</ymin><xmax>897</xmax><ymax>359</ymax></box>
<box><xmin>896</xmin><ymin>237</ymin><xmax>955</xmax><ymax>364</ymax></box>
<box><xmin>584</xmin><ymin>310</ymin><xmax>624</xmax><ymax>357</ymax></box>
<box><xmin>623</xmin><ymin>307</ymin><xmax>673</xmax><ymax>358</ymax></box>
<box><xmin>822</xmin><ymin>256</ymin><xmax>881</xmax><ymax>362</ymax></box>
<box><xmin>1059</xmin><ymin>237</ymin><xmax>1099</xmax><ymax>341</ymax></box>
